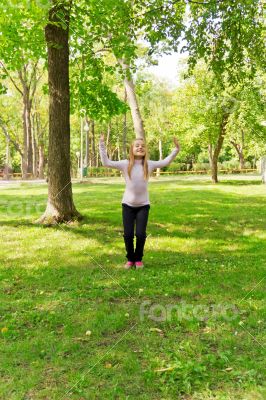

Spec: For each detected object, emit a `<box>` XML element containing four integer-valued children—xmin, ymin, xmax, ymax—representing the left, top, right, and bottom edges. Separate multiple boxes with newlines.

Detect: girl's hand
<box><xmin>173</xmin><ymin>137</ymin><xmax>180</xmax><ymax>152</ymax></box>
<box><xmin>100</xmin><ymin>133</ymin><xmax>105</xmax><ymax>142</ymax></box>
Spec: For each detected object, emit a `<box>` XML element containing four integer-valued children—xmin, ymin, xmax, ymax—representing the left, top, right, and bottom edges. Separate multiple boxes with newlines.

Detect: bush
<box><xmin>192</xmin><ymin>163</ymin><xmax>210</xmax><ymax>171</ymax></box>
<box><xmin>221</xmin><ymin>160</ymin><xmax>252</xmax><ymax>170</ymax></box>
<box><xmin>88</xmin><ymin>167</ymin><xmax>121</xmax><ymax>177</ymax></box>
<box><xmin>244</xmin><ymin>161</ymin><xmax>252</xmax><ymax>169</ymax></box>
<box><xmin>221</xmin><ymin>160</ymin><xmax>240</xmax><ymax>170</ymax></box>
<box><xmin>166</xmin><ymin>163</ymin><xmax>187</xmax><ymax>172</ymax></box>
<box><xmin>217</xmin><ymin>162</ymin><xmax>223</xmax><ymax>171</ymax></box>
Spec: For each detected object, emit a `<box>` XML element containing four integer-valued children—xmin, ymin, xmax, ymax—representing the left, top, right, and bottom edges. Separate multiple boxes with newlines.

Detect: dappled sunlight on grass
<box><xmin>242</xmin><ymin>228</ymin><xmax>266</xmax><ymax>239</ymax></box>
<box><xmin>0</xmin><ymin>175</ymin><xmax>266</xmax><ymax>398</ymax></box>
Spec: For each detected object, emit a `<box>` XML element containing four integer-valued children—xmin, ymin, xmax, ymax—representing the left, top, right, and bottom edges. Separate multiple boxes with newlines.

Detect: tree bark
<box><xmin>32</xmin><ymin>112</ymin><xmax>38</xmax><ymax>177</ymax></box>
<box><xmin>38</xmin><ymin>1</ymin><xmax>82</xmax><ymax>224</ymax></box>
<box><xmin>91</xmin><ymin>119</ymin><xmax>96</xmax><ymax>166</ymax></box>
<box><xmin>118</xmin><ymin>58</ymin><xmax>145</xmax><ymax>139</ymax></box>
<box><xmin>1</xmin><ymin>60</ymin><xmax>41</xmax><ymax>179</ymax></box>
<box><xmin>156</xmin><ymin>139</ymin><xmax>163</xmax><ymax>177</ymax></box>
<box><xmin>209</xmin><ymin>113</ymin><xmax>229</xmax><ymax>183</ymax></box>
<box><xmin>122</xmin><ymin>88</ymin><xmax>127</xmax><ymax>158</ymax></box>
<box><xmin>38</xmin><ymin>144</ymin><xmax>45</xmax><ymax>179</ymax></box>
<box><xmin>4</xmin><ymin>137</ymin><xmax>12</xmax><ymax>180</ymax></box>
<box><xmin>230</xmin><ymin>130</ymin><xmax>245</xmax><ymax>169</ymax></box>
<box><xmin>18</xmin><ymin>70</ymin><xmax>34</xmax><ymax>178</ymax></box>
<box><xmin>85</xmin><ymin>117</ymin><xmax>90</xmax><ymax>167</ymax></box>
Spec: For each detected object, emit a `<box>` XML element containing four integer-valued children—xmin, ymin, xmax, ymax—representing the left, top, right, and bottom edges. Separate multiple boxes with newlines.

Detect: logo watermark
<box><xmin>140</xmin><ymin>300</ymin><xmax>239</xmax><ymax>322</ymax></box>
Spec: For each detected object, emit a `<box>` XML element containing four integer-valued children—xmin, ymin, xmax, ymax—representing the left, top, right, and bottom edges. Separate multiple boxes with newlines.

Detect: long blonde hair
<box><xmin>127</xmin><ymin>138</ymin><xmax>149</xmax><ymax>180</ymax></box>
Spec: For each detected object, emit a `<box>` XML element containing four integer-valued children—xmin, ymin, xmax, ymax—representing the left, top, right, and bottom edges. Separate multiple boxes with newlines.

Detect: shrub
<box><xmin>221</xmin><ymin>160</ymin><xmax>240</xmax><ymax>170</ymax></box>
<box><xmin>192</xmin><ymin>163</ymin><xmax>210</xmax><ymax>171</ymax></box>
<box><xmin>166</xmin><ymin>163</ymin><xmax>187</xmax><ymax>172</ymax></box>
<box><xmin>88</xmin><ymin>167</ymin><xmax>121</xmax><ymax>176</ymax></box>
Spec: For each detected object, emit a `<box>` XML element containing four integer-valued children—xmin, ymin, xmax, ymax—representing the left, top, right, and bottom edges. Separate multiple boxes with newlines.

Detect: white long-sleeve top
<box><xmin>99</xmin><ymin>139</ymin><xmax>179</xmax><ymax>207</ymax></box>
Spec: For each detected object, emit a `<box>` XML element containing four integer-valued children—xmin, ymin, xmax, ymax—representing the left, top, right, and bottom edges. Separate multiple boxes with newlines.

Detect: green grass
<box><xmin>0</xmin><ymin>175</ymin><xmax>265</xmax><ymax>399</ymax></box>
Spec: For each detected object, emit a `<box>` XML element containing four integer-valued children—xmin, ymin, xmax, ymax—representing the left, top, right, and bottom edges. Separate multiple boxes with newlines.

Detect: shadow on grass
<box><xmin>217</xmin><ymin>179</ymin><xmax>262</xmax><ymax>186</ymax></box>
<box><xmin>1</xmin><ymin>232</ymin><xmax>265</xmax><ymax>397</ymax></box>
<box><xmin>1</xmin><ymin>185</ymin><xmax>266</xmax><ymax>259</ymax></box>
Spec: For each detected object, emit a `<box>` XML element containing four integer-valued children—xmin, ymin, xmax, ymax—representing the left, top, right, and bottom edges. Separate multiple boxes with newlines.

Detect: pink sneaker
<box><xmin>124</xmin><ymin>261</ymin><xmax>135</xmax><ymax>269</ymax></box>
<box><xmin>135</xmin><ymin>261</ymin><xmax>144</xmax><ymax>269</ymax></box>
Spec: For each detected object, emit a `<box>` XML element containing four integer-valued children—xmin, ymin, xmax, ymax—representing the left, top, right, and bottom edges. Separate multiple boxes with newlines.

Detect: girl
<box><xmin>99</xmin><ymin>134</ymin><xmax>180</xmax><ymax>270</ymax></box>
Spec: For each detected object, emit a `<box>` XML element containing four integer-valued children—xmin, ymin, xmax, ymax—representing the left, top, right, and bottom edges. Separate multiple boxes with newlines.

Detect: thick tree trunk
<box><xmin>38</xmin><ymin>1</ymin><xmax>81</xmax><ymax>224</ymax></box>
<box><xmin>118</xmin><ymin>58</ymin><xmax>145</xmax><ymax>139</ymax></box>
<box><xmin>239</xmin><ymin>152</ymin><xmax>245</xmax><ymax>169</ymax></box>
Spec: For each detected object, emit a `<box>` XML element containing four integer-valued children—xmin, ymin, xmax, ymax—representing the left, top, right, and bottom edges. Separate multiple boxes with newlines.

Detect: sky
<box><xmin>141</xmin><ymin>51</ymin><xmax>188</xmax><ymax>89</ymax></box>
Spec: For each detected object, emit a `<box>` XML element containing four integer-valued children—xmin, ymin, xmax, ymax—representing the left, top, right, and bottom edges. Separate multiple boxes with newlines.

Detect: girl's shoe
<box><xmin>135</xmin><ymin>261</ymin><xmax>144</xmax><ymax>269</ymax></box>
<box><xmin>124</xmin><ymin>261</ymin><xmax>135</xmax><ymax>269</ymax></box>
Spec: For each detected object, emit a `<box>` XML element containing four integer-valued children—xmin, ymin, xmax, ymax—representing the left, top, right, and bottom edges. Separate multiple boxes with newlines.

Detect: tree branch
<box><xmin>0</xmin><ymin>118</ymin><xmax>23</xmax><ymax>156</ymax></box>
<box><xmin>0</xmin><ymin>61</ymin><xmax>23</xmax><ymax>96</ymax></box>
<box><xmin>28</xmin><ymin>60</ymin><xmax>39</xmax><ymax>91</ymax></box>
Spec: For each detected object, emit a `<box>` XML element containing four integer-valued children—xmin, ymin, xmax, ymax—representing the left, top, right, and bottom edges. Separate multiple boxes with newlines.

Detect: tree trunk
<box><xmin>156</xmin><ymin>139</ymin><xmax>163</xmax><ymax>177</ymax></box>
<box><xmin>123</xmin><ymin>88</ymin><xmax>127</xmax><ymax>158</ymax></box>
<box><xmin>230</xmin><ymin>130</ymin><xmax>245</xmax><ymax>169</ymax></box>
<box><xmin>20</xmin><ymin>80</ymin><xmax>34</xmax><ymax>179</ymax></box>
<box><xmin>32</xmin><ymin>113</ymin><xmax>38</xmax><ymax>178</ymax></box>
<box><xmin>4</xmin><ymin>138</ymin><xmax>11</xmax><ymax>180</ymax></box>
<box><xmin>91</xmin><ymin>119</ymin><xmax>96</xmax><ymax>167</ymax></box>
<box><xmin>0</xmin><ymin>119</ymin><xmax>23</xmax><ymax>178</ymax></box>
<box><xmin>118</xmin><ymin>58</ymin><xmax>145</xmax><ymax>139</ymax></box>
<box><xmin>211</xmin><ymin>155</ymin><xmax>218</xmax><ymax>183</ymax></box>
<box><xmin>107</xmin><ymin>121</ymin><xmax>111</xmax><ymax>153</ymax></box>
<box><xmin>209</xmin><ymin>113</ymin><xmax>229</xmax><ymax>183</ymax></box>
<box><xmin>22</xmin><ymin>103</ymin><xmax>29</xmax><ymax>179</ymax></box>
<box><xmin>38</xmin><ymin>1</ymin><xmax>82</xmax><ymax>224</ymax></box>
<box><xmin>85</xmin><ymin>117</ymin><xmax>90</xmax><ymax>167</ymax></box>
<box><xmin>38</xmin><ymin>144</ymin><xmax>45</xmax><ymax>179</ymax></box>
<box><xmin>239</xmin><ymin>152</ymin><xmax>245</xmax><ymax>169</ymax></box>
<box><xmin>208</xmin><ymin>143</ymin><xmax>213</xmax><ymax>166</ymax></box>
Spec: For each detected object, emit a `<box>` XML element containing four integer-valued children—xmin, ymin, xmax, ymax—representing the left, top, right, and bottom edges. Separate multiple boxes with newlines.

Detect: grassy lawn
<box><xmin>0</xmin><ymin>175</ymin><xmax>265</xmax><ymax>399</ymax></box>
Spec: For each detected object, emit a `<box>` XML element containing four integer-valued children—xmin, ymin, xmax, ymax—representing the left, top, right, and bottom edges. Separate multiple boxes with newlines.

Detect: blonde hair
<box><xmin>127</xmin><ymin>138</ymin><xmax>149</xmax><ymax>180</ymax></box>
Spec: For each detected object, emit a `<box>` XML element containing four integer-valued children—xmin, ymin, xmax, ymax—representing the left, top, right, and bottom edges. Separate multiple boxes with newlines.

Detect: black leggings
<box><xmin>122</xmin><ymin>203</ymin><xmax>150</xmax><ymax>262</ymax></box>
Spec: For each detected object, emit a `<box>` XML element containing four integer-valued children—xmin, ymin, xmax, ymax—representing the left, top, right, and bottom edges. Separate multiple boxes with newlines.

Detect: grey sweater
<box><xmin>99</xmin><ymin>139</ymin><xmax>179</xmax><ymax>207</ymax></box>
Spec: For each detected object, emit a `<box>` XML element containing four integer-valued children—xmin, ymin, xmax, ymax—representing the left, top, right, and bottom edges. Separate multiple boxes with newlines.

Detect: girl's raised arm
<box><xmin>99</xmin><ymin>134</ymin><xmax>127</xmax><ymax>171</ymax></box>
<box><xmin>148</xmin><ymin>137</ymin><xmax>180</xmax><ymax>171</ymax></box>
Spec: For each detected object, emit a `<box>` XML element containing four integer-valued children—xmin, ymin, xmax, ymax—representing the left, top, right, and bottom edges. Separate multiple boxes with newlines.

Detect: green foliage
<box><xmin>184</xmin><ymin>0</ymin><xmax>266</xmax><ymax>84</ymax></box>
<box><xmin>0</xmin><ymin>178</ymin><xmax>266</xmax><ymax>397</ymax></box>
<box><xmin>0</xmin><ymin>0</ymin><xmax>265</xmax><ymax>175</ymax></box>
<box><xmin>192</xmin><ymin>163</ymin><xmax>210</xmax><ymax>172</ymax></box>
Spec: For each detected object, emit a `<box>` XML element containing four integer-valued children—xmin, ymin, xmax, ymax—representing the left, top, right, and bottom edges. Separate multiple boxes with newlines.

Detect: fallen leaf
<box><xmin>154</xmin><ymin>366</ymin><xmax>175</xmax><ymax>372</ymax></box>
<box><xmin>149</xmin><ymin>327</ymin><xmax>163</xmax><ymax>333</ymax></box>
